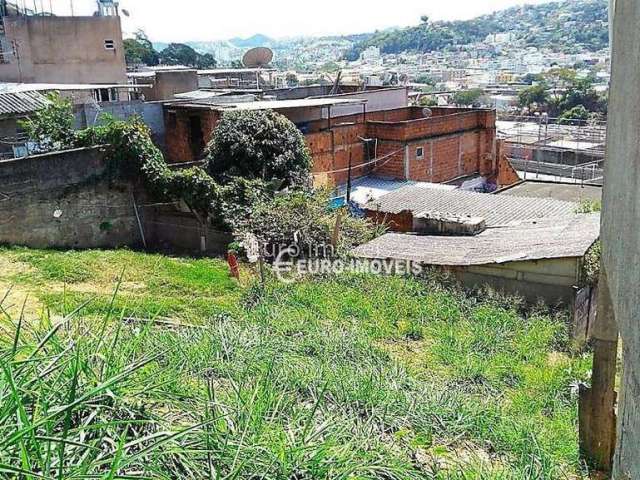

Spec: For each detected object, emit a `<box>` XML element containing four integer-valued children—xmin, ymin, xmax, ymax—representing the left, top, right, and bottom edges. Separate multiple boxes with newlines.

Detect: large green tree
<box><xmin>123</xmin><ymin>30</ymin><xmax>159</xmax><ymax>66</ymax></box>
<box><xmin>452</xmin><ymin>89</ymin><xmax>484</xmax><ymax>107</ymax></box>
<box><xmin>159</xmin><ymin>43</ymin><xmax>217</xmax><ymax>69</ymax></box>
<box><xmin>518</xmin><ymin>83</ymin><xmax>549</xmax><ymax>111</ymax></box>
<box><xmin>205</xmin><ymin>110</ymin><xmax>311</xmax><ymax>187</ymax></box>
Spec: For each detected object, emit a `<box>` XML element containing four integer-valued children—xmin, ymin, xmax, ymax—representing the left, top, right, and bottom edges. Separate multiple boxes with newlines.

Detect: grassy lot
<box><xmin>0</xmin><ymin>247</ymin><xmax>592</xmax><ymax>479</ymax></box>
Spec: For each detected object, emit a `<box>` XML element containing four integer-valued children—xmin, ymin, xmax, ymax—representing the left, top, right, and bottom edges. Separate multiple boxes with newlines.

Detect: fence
<box><xmin>498</xmin><ymin>114</ymin><xmax>606</xmax><ymax>185</ymax></box>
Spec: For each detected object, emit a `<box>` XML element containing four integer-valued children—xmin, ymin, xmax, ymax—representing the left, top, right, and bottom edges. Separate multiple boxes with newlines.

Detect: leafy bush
<box><xmin>452</xmin><ymin>89</ymin><xmax>484</xmax><ymax>107</ymax></box>
<box><xmin>236</xmin><ymin>189</ymin><xmax>384</xmax><ymax>257</ymax></box>
<box><xmin>205</xmin><ymin>110</ymin><xmax>312</xmax><ymax>188</ymax></box>
<box><xmin>19</xmin><ymin>93</ymin><xmax>76</xmax><ymax>153</ymax></box>
<box><xmin>582</xmin><ymin>240</ymin><xmax>601</xmax><ymax>287</ymax></box>
<box><xmin>21</xmin><ymin>96</ymin><xmax>294</xmax><ymax>229</ymax></box>
<box><xmin>575</xmin><ymin>200</ymin><xmax>602</xmax><ymax>214</ymax></box>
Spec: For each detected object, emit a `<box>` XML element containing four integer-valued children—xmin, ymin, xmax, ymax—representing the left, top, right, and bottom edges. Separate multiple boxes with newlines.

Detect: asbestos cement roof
<box><xmin>365</xmin><ymin>184</ymin><xmax>577</xmax><ymax>227</ymax></box>
<box><xmin>336</xmin><ymin>176</ymin><xmax>456</xmax><ymax>206</ymax></box>
<box><xmin>352</xmin><ymin>214</ymin><xmax>600</xmax><ymax>266</ymax></box>
<box><xmin>0</xmin><ymin>90</ymin><xmax>50</xmax><ymax>116</ymax></box>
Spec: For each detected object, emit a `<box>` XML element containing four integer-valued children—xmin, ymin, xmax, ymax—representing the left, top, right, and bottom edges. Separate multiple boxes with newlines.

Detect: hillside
<box><xmin>0</xmin><ymin>247</ymin><xmax>591</xmax><ymax>478</ymax></box>
<box><xmin>345</xmin><ymin>0</ymin><xmax>608</xmax><ymax>59</ymax></box>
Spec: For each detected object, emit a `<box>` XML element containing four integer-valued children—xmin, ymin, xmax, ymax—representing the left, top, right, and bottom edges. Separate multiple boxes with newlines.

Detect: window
<box><xmin>416</xmin><ymin>146</ymin><xmax>425</xmax><ymax>160</ymax></box>
<box><xmin>104</xmin><ymin>39</ymin><xmax>115</xmax><ymax>50</ymax></box>
<box><xmin>94</xmin><ymin>88</ymin><xmax>118</xmax><ymax>103</ymax></box>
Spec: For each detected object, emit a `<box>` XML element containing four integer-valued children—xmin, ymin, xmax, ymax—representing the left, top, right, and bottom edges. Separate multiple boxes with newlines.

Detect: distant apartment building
<box><xmin>360</xmin><ymin>46</ymin><xmax>382</xmax><ymax>64</ymax></box>
<box><xmin>0</xmin><ymin>1</ymin><xmax>127</xmax><ymax>86</ymax></box>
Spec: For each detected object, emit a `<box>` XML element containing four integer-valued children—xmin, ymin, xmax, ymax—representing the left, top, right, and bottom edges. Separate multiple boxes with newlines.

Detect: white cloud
<box><xmin>41</xmin><ymin>0</ymin><xmax>555</xmax><ymax>42</ymax></box>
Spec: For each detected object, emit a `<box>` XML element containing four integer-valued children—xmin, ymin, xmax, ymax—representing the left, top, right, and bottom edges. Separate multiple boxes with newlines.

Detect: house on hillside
<box><xmin>354</xmin><ymin>183</ymin><xmax>600</xmax><ymax>307</ymax></box>
<box><xmin>162</xmin><ymin>89</ymin><xmax>520</xmax><ymax>191</ymax></box>
<box><xmin>353</xmin><ymin>214</ymin><xmax>600</xmax><ymax>306</ymax></box>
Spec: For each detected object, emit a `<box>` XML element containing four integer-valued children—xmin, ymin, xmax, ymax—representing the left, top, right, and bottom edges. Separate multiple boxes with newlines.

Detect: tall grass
<box><xmin>0</xmin><ymin>249</ymin><xmax>592</xmax><ymax>479</ymax></box>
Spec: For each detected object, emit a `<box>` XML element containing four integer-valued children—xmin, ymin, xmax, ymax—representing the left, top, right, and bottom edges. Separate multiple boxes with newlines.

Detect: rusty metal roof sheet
<box><xmin>0</xmin><ymin>90</ymin><xmax>50</xmax><ymax>116</ymax></box>
<box><xmin>365</xmin><ymin>184</ymin><xmax>577</xmax><ymax>227</ymax></box>
<box><xmin>352</xmin><ymin>214</ymin><xmax>600</xmax><ymax>266</ymax></box>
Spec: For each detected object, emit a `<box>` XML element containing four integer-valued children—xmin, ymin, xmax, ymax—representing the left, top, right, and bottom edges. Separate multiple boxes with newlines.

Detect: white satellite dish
<box><xmin>422</xmin><ymin>107</ymin><xmax>433</xmax><ymax>118</ymax></box>
<box><xmin>242</xmin><ymin>47</ymin><xmax>274</xmax><ymax>68</ymax></box>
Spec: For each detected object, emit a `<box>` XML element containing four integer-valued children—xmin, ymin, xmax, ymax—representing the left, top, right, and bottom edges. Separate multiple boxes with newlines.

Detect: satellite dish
<box><xmin>422</xmin><ymin>107</ymin><xmax>433</xmax><ymax>118</ymax></box>
<box><xmin>242</xmin><ymin>47</ymin><xmax>274</xmax><ymax>68</ymax></box>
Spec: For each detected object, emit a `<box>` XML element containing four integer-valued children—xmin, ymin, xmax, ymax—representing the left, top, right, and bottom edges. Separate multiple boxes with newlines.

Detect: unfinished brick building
<box><xmin>163</xmin><ymin>98</ymin><xmax>512</xmax><ymax>188</ymax></box>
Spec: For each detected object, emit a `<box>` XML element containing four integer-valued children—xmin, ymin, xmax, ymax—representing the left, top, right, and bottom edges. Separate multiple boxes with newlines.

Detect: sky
<box><xmin>31</xmin><ymin>0</ymin><xmax>556</xmax><ymax>42</ymax></box>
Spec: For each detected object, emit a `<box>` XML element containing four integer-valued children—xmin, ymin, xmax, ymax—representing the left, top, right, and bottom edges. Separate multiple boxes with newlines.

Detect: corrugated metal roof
<box><xmin>0</xmin><ymin>90</ymin><xmax>50</xmax><ymax>116</ymax></box>
<box><xmin>352</xmin><ymin>214</ymin><xmax>600</xmax><ymax>266</ymax></box>
<box><xmin>365</xmin><ymin>184</ymin><xmax>577</xmax><ymax>227</ymax></box>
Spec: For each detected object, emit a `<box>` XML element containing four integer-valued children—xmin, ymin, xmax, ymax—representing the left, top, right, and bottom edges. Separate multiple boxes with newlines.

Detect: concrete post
<box><xmin>601</xmin><ymin>1</ymin><xmax>640</xmax><ymax>477</ymax></box>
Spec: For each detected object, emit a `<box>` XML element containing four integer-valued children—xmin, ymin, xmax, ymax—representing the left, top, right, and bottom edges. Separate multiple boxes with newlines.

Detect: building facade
<box><xmin>163</xmin><ymin>97</ymin><xmax>508</xmax><ymax>188</ymax></box>
<box><xmin>0</xmin><ymin>14</ymin><xmax>127</xmax><ymax>85</ymax></box>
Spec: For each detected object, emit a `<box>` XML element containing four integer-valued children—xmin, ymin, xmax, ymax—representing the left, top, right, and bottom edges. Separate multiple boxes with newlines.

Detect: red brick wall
<box><xmin>376</xmin><ymin>128</ymin><xmax>495</xmax><ymax>183</ymax></box>
<box><xmin>365</xmin><ymin>210</ymin><xmax>413</xmax><ymax>232</ymax></box>
<box><xmin>307</xmin><ymin>124</ymin><xmax>369</xmax><ymax>186</ymax></box>
<box><xmin>375</xmin><ymin>141</ymin><xmax>406</xmax><ymax>179</ymax></box>
<box><xmin>496</xmin><ymin>141</ymin><xmax>521</xmax><ymax>187</ymax></box>
<box><xmin>164</xmin><ymin>108</ymin><xmax>220</xmax><ymax>163</ymax></box>
<box><xmin>163</xmin><ymin>106</ymin><xmax>497</xmax><ymax>187</ymax></box>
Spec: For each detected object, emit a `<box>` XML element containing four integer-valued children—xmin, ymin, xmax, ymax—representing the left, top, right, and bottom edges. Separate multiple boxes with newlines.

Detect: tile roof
<box><xmin>352</xmin><ymin>214</ymin><xmax>600</xmax><ymax>266</ymax></box>
<box><xmin>0</xmin><ymin>90</ymin><xmax>50</xmax><ymax>116</ymax></box>
<box><xmin>365</xmin><ymin>184</ymin><xmax>577</xmax><ymax>227</ymax></box>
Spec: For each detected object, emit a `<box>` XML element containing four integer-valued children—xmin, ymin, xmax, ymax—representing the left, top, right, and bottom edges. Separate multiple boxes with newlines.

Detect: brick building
<box><xmin>162</xmin><ymin>96</ymin><xmax>514</xmax><ymax>189</ymax></box>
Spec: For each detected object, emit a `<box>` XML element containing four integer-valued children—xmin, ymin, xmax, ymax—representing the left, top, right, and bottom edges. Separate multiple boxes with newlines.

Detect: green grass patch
<box><xmin>0</xmin><ymin>248</ymin><xmax>592</xmax><ymax>478</ymax></box>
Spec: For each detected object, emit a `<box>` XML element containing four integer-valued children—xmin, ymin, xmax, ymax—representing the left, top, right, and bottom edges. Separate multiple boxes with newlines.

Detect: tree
<box><xmin>196</xmin><ymin>53</ymin><xmax>217</xmax><ymax>69</ymax></box>
<box><xmin>415</xmin><ymin>74</ymin><xmax>435</xmax><ymax>85</ymax></box>
<box><xmin>452</xmin><ymin>89</ymin><xmax>484</xmax><ymax>107</ymax></box>
<box><xmin>419</xmin><ymin>95</ymin><xmax>438</xmax><ymax>107</ymax></box>
<box><xmin>159</xmin><ymin>43</ymin><xmax>216</xmax><ymax>69</ymax></box>
<box><xmin>518</xmin><ymin>83</ymin><xmax>549</xmax><ymax>110</ymax></box>
<box><xmin>285</xmin><ymin>73</ymin><xmax>299</xmax><ymax>87</ymax></box>
<box><xmin>558</xmin><ymin>105</ymin><xmax>589</xmax><ymax>124</ymax></box>
<box><xmin>124</xmin><ymin>30</ymin><xmax>159</xmax><ymax>66</ymax></box>
<box><xmin>420</xmin><ymin>15</ymin><xmax>430</xmax><ymax>24</ymax></box>
<box><xmin>19</xmin><ymin>93</ymin><xmax>76</xmax><ymax>153</ymax></box>
<box><xmin>205</xmin><ymin>110</ymin><xmax>312</xmax><ymax>187</ymax></box>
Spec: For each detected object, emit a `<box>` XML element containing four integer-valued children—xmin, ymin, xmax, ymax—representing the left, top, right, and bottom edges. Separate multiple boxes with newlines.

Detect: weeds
<box><xmin>0</xmin><ymin>248</ymin><xmax>591</xmax><ymax>478</ymax></box>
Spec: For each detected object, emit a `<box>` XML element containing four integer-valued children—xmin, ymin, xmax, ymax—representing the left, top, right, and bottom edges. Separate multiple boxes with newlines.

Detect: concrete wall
<box><xmin>135</xmin><ymin>70</ymin><xmax>199</xmax><ymax>101</ymax></box>
<box><xmin>601</xmin><ymin>0</ymin><xmax>640</xmax><ymax>477</ymax></box>
<box><xmin>324</xmin><ymin>87</ymin><xmax>409</xmax><ymax>117</ymax></box>
<box><xmin>75</xmin><ymin>101</ymin><xmax>165</xmax><ymax>145</ymax></box>
<box><xmin>0</xmin><ymin>16</ymin><xmax>127</xmax><ymax>84</ymax></box>
<box><xmin>455</xmin><ymin>257</ymin><xmax>580</xmax><ymax>305</ymax></box>
<box><xmin>141</xmin><ymin>209</ymin><xmax>233</xmax><ymax>255</ymax></box>
<box><xmin>0</xmin><ymin>146</ymin><xmax>139</xmax><ymax>249</ymax></box>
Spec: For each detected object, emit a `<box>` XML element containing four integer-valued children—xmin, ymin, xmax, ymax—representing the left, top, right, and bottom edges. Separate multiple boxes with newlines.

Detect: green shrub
<box><xmin>236</xmin><ymin>189</ymin><xmax>384</xmax><ymax>257</ymax></box>
<box><xmin>205</xmin><ymin>110</ymin><xmax>312</xmax><ymax>188</ymax></box>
